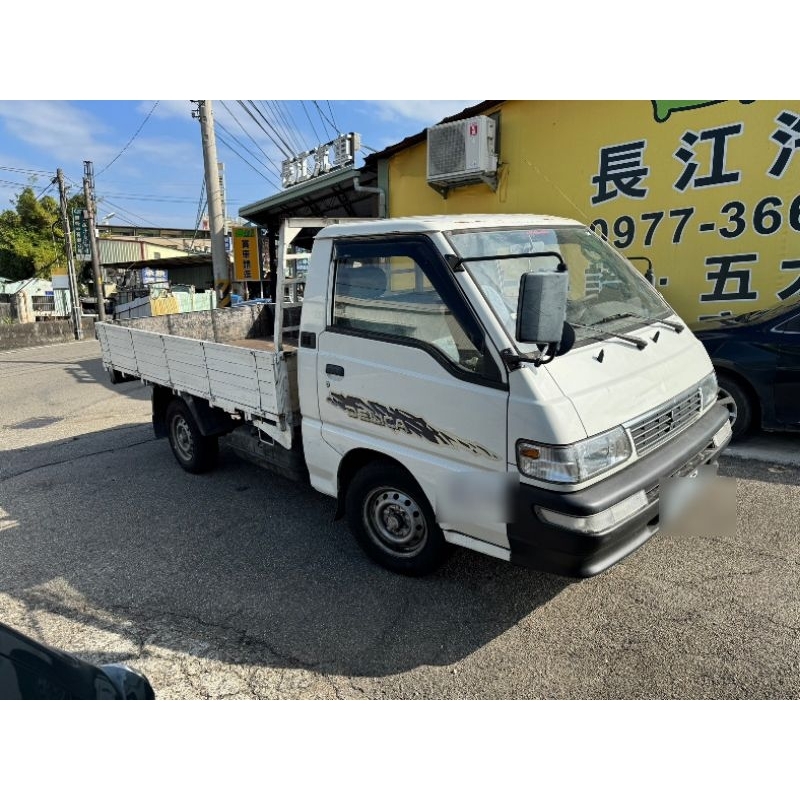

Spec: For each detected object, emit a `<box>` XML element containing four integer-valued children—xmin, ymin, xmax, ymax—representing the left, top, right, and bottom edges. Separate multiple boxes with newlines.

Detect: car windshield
<box><xmin>448</xmin><ymin>225</ymin><xmax>673</xmax><ymax>347</ymax></box>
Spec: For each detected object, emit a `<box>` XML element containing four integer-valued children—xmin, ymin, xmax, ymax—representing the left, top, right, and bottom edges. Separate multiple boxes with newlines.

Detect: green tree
<box><xmin>0</xmin><ymin>185</ymin><xmax>84</xmax><ymax>282</ymax></box>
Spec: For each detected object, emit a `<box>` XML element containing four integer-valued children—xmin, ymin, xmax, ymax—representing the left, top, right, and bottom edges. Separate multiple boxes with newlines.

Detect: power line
<box><xmin>234</xmin><ymin>101</ymin><xmax>291</xmax><ymax>160</ymax></box>
<box><xmin>264</xmin><ymin>101</ymin><xmax>303</xmax><ymax>154</ymax></box>
<box><xmin>326</xmin><ymin>101</ymin><xmax>340</xmax><ymax>133</ymax></box>
<box><xmin>98</xmin><ymin>199</ymin><xmax>160</xmax><ymax>228</ymax></box>
<box><xmin>313</xmin><ymin>100</ymin><xmax>338</xmax><ymax>137</ymax></box>
<box><xmin>219</xmin><ymin>102</ymin><xmax>282</xmax><ymax>174</ymax></box>
<box><xmin>301</xmin><ymin>101</ymin><xmax>323</xmax><ymax>144</ymax></box>
<box><xmin>189</xmin><ymin>198</ymin><xmax>208</xmax><ymax>252</ymax></box>
<box><xmin>36</xmin><ymin>179</ymin><xmax>57</xmax><ymax>200</ymax></box>
<box><xmin>96</xmin><ymin>101</ymin><xmax>160</xmax><ymax>177</ymax></box>
<box><xmin>216</xmin><ymin>121</ymin><xmax>281</xmax><ymax>181</ymax></box>
<box><xmin>189</xmin><ymin>177</ymin><xmax>207</xmax><ymax>251</ymax></box>
<box><xmin>278</xmin><ymin>101</ymin><xmax>311</xmax><ymax>151</ymax></box>
<box><xmin>0</xmin><ymin>164</ymin><xmax>53</xmax><ymax>176</ymax></box>
<box><xmin>0</xmin><ymin>177</ymin><xmax>42</xmax><ymax>189</ymax></box>
<box><xmin>102</xmin><ymin>194</ymin><xmax>216</xmax><ymax>204</ymax></box>
<box><xmin>215</xmin><ymin>129</ymin><xmax>280</xmax><ymax>191</ymax></box>
<box><xmin>246</xmin><ymin>100</ymin><xmax>295</xmax><ymax>158</ymax></box>
<box><xmin>216</xmin><ymin>125</ymin><xmax>280</xmax><ymax>183</ymax></box>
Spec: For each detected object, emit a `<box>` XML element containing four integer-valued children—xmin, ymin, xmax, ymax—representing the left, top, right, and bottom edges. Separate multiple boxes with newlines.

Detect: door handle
<box><xmin>325</xmin><ymin>363</ymin><xmax>345</xmax><ymax>377</ymax></box>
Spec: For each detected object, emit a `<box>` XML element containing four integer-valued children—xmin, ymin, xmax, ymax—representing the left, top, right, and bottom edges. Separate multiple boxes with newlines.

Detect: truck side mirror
<box><xmin>515</xmin><ymin>269</ymin><xmax>569</xmax><ymax>348</ymax></box>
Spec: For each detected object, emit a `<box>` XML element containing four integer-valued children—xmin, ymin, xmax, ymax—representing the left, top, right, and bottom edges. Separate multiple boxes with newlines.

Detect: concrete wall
<box><xmin>117</xmin><ymin>304</ymin><xmax>273</xmax><ymax>342</ymax></box>
<box><xmin>0</xmin><ymin>319</ymin><xmax>96</xmax><ymax>351</ymax></box>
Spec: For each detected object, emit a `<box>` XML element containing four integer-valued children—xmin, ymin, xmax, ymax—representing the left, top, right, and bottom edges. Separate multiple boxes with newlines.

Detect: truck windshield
<box><xmin>448</xmin><ymin>226</ymin><xmax>673</xmax><ymax>347</ymax></box>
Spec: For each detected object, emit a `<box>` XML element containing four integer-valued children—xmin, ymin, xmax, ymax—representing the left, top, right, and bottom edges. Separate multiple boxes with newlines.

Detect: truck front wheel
<box><xmin>345</xmin><ymin>462</ymin><xmax>449</xmax><ymax>576</ymax></box>
<box><xmin>166</xmin><ymin>398</ymin><xmax>219</xmax><ymax>474</ymax></box>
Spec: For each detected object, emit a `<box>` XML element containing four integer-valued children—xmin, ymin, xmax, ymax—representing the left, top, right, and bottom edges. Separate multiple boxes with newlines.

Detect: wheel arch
<box><xmin>713</xmin><ymin>365</ymin><xmax>763</xmax><ymax>427</ymax></box>
<box><xmin>335</xmin><ymin>448</ymin><xmax>420</xmax><ymax>520</ymax></box>
<box><xmin>152</xmin><ymin>387</ymin><xmax>237</xmax><ymax>439</ymax></box>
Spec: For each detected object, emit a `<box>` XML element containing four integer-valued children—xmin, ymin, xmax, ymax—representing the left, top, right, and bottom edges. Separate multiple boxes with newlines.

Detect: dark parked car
<box><xmin>694</xmin><ymin>298</ymin><xmax>800</xmax><ymax>441</ymax></box>
<box><xmin>0</xmin><ymin>621</ymin><xmax>155</xmax><ymax>700</ymax></box>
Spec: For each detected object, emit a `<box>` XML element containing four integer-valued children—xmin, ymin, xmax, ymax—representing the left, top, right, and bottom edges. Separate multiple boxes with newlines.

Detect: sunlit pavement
<box><xmin>724</xmin><ymin>432</ymin><xmax>800</xmax><ymax>468</ymax></box>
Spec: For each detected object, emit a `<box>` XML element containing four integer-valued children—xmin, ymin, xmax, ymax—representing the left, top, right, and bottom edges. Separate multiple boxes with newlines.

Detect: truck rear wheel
<box><xmin>166</xmin><ymin>398</ymin><xmax>219</xmax><ymax>474</ymax></box>
<box><xmin>345</xmin><ymin>462</ymin><xmax>449</xmax><ymax>576</ymax></box>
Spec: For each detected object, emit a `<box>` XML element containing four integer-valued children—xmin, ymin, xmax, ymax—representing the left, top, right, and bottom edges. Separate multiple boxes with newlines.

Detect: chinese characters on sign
<box><xmin>281</xmin><ymin>133</ymin><xmax>361</xmax><ymax>188</ymax></box>
<box><xmin>232</xmin><ymin>226</ymin><xmax>260</xmax><ymax>282</ymax></box>
<box><xmin>72</xmin><ymin>208</ymin><xmax>91</xmax><ymax>261</ymax></box>
<box><xmin>589</xmin><ymin>109</ymin><xmax>800</xmax><ymax>315</ymax></box>
<box><xmin>591</xmin><ymin>140</ymin><xmax>649</xmax><ymax>203</ymax></box>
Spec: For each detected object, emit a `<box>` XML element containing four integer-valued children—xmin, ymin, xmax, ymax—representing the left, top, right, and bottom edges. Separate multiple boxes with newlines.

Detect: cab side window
<box><xmin>331</xmin><ymin>238</ymin><xmax>496</xmax><ymax>379</ymax></box>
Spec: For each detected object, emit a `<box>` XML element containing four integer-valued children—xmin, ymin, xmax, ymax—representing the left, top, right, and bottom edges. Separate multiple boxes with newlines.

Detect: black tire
<box><xmin>345</xmin><ymin>462</ymin><xmax>449</xmax><ymax>577</ymax></box>
<box><xmin>717</xmin><ymin>374</ymin><xmax>754</xmax><ymax>442</ymax></box>
<box><xmin>165</xmin><ymin>398</ymin><xmax>219</xmax><ymax>474</ymax></box>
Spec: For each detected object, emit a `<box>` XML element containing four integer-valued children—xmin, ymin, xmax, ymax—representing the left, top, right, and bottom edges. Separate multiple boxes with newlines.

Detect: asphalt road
<box><xmin>0</xmin><ymin>339</ymin><xmax>798</xmax><ymax>699</ymax></box>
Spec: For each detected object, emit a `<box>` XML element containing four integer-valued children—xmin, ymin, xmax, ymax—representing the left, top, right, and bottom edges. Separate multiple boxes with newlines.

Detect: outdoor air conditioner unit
<box><xmin>427</xmin><ymin>115</ymin><xmax>498</xmax><ymax>196</ymax></box>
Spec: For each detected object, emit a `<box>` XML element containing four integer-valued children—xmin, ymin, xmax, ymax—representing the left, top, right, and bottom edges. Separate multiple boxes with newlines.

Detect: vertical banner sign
<box><xmin>232</xmin><ymin>226</ymin><xmax>260</xmax><ymax>282</ymax></box>
<box><xmin>72</xmin><ymin>208</ymin><xmax>91</xmax><ymax>262</ymax></box>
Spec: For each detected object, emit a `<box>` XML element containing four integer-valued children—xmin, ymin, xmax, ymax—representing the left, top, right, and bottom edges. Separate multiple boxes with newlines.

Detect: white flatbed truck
<box><xmin>96</xmin><ymin>215</ymin><xmax>732</xmax><ymax>577</ymax></box>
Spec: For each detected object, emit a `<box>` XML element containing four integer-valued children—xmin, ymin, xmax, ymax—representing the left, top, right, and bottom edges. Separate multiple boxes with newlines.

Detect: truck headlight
<box><xmin>699</xmin><ymin>372</ymin><xmax>718</xmax><ymax>410</ymax></box>
<box><xmin>517</xmin><ymin>426</ymin><xmax>632</xmax><ymax>485</ymax></box>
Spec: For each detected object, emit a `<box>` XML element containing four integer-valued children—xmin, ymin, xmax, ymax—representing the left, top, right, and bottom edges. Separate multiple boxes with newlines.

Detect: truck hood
<box><xmin>542</xmin><ymin>322</ymin><xmax>713</xmax><ymax>438</ymax></box>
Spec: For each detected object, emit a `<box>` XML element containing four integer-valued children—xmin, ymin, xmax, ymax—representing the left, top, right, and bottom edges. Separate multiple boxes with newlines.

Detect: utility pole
<box><xmin>192</xmin><ymin>101</ymin><xmax>230</xmax><ymax>306</ymax></box>
<box><xmin>56</xmin><ymin>168</ymin><xmax>84</xmax><ymax>341</ymax></box>
<box><xmin>83</xmin><ymin>161</ymin><xmax>106</xmax><ymax>321</ymax></box>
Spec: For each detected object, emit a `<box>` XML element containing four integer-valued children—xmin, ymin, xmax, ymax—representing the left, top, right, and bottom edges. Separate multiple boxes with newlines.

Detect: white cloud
<box><xmin>0</xmin><ymin>101</ymin><xmax>117</xmax><ymax>165</ymax></box>
<box><xmin>137</xmin><ymin>100</ymin><xmax>195</xmax><ymax>121</ymax></box>
<box><xmin>370</xmin><ymin>100</ymin><xmax>481</xmax><ymax>125</ymax></box>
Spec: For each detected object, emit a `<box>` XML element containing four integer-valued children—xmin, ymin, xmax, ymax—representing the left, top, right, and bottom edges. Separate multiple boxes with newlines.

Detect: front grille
<box><xmin>628</xmin><ymin>389</ymin><xmax>702</xmax><ymax>456</ymax></box>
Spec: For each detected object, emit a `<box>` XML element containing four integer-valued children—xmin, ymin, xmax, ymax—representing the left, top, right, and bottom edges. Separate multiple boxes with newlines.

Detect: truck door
<box><xmin>316</xmin><ymin>235</ymin><xmax>510</xmax><ymax>547</ymax></box>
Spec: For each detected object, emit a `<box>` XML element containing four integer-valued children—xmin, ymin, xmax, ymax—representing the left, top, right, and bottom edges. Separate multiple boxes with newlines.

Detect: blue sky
<box><xmin>0</xmin><ymin>100</ymin><xmax>479</xmax><ymax>230</ymax></box>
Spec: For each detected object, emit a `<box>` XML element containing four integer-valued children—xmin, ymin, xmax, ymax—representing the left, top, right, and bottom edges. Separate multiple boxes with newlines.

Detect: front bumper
<box><xmin>507</xmin><ymin>403</ymin><xmax>731</xmax><ymax>578</ymax></box>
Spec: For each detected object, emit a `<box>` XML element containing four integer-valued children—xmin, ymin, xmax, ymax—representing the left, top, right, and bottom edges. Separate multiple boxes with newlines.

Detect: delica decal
<box><xmin>327</xmin><ymin>392</ymin><xmax>500</xmax><ymax>461</ymax></box>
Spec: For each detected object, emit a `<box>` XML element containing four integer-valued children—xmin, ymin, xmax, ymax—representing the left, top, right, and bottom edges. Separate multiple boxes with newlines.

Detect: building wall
<box><xmin>386</xmin><ymin>100</ymin><xmax>800</xmax><ymax>324</ymax></box>
<box><xmin>99</xmin><ymin>238</ymin><xmax>190</xmax><ymax>265</ymax></box>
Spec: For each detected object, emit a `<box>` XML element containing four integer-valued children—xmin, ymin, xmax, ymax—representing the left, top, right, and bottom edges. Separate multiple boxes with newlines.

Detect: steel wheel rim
<box><xmin>717</xmin><ymin>388</ymin><xmax>738</xmax><ymax>427</ymax></box>
<box><xmin>363</xmin><ymin>486</ymin><xmax>427</xmax><ymax>558</ymax></box>
<box><xmin>171</xmin><ymin>415</ymin><xmax>194</xmax><ymax>461</ymax></box>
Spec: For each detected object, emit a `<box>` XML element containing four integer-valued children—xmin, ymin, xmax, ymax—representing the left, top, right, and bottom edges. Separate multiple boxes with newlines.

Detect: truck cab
<box><xmin>296</xmin><ymin>215</ymin><xmax>731</xmax><ymax>576</ymax></box>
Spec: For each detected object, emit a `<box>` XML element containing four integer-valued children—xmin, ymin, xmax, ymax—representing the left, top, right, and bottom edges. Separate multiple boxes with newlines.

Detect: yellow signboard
<box><xmin>232</xmin><ymin>226</ymin><xmax>260</xmax><ymax>282</ymax></box>
<box><xmin>387</xmin><ymin>100</ymin><xmax>800</xmax><ymax>324</ymax></box>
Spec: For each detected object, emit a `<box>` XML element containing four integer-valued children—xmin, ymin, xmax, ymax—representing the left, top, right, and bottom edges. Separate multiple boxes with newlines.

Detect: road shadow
<box><xmin>0</xmin><ymin>352</ymin><xmax>134</xmax><ymax>393</ymax></box>
<box><xmin>719</xmin><ymin>457</ymin><xmax>800</xmax><ymax>489</ymax></box>
<box><xmin>0</xmin><ymin>425</ymin><xmax>568</xmax><ymax>679</ymax></box>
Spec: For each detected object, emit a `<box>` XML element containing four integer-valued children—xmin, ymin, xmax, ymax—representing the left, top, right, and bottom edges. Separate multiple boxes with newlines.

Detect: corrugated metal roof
<box><xmin>99</xmin><ymin>238</ymin><xmax>191</xmax><ymax>266</ymax></box>
<box><xmin>239</xmin><ymin>166</ymin><xmax>378</xmax><ymax>226</ymax></box>
<box><xmin>0</xmin><ymin>277</ymin><xmax>53</xmax><ymax>295</ymax></box>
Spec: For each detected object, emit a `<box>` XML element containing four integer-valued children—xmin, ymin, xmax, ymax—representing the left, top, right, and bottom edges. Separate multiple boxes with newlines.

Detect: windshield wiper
<box><xmin>594</xmin><ymin>311</ymin><xmax>684</xmax><ymax>333</ymax></box>
<box><xmin>571</xmin><ymin>322</ymin><xmax>648</xmax><ymax>350</ymax></box>
<box><xmin>733</xmin><ymin>309</ymin><xmax>767</xmax><ymax>323</ymax></box>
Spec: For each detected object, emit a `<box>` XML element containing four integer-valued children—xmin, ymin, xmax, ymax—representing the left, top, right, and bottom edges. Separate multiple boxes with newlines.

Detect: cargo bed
<box><xmin>96</xmin><ymin>303</ymin><xmax>300</xmax><ymax>448</ymax></box>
